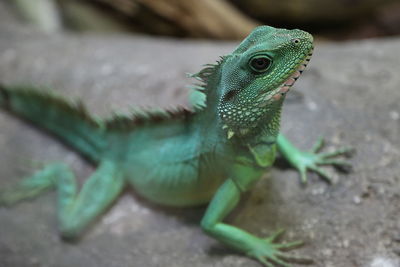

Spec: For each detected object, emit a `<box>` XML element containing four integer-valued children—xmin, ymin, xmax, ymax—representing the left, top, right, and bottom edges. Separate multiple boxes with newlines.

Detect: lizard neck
<box><xmin>190</xmin><ymin>64</ymin><xmax>283</xmax><ymax>151</ymax></box>
<box><xmin>241</xmin><ymin>100</ymin><xmax>283</xmax><ymax>146</ymax></box>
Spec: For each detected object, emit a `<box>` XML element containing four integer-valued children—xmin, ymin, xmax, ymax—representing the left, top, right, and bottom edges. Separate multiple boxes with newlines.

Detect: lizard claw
<box><xmin>247</xmin><ymin>230</ymin><xmax>309</xmax><ymax>267</ymax></box>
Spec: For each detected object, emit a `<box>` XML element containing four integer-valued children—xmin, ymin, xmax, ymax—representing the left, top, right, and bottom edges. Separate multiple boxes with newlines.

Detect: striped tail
<box><xmin>0</xmin><ymin>85</ymin><xmax>106</xmax><ymax>162</ymax></box>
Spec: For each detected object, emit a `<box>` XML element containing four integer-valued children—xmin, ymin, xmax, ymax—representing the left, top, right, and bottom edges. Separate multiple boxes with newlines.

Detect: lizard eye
<box><xmin>249</xmin><ymin>56</ymin><xmax>272</xmax><ymax>72</ymax></box>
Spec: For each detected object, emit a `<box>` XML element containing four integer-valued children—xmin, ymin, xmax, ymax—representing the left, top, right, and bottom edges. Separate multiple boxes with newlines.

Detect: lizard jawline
<box><xmin>259</xmin><ymin>52</ymin><xmax>313</xmax><ymax>103</ymax></box>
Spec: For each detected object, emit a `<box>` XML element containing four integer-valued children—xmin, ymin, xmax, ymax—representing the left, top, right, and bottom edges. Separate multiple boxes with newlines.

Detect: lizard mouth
<box><xmin>258</xmin><ymin>49</ymin><xmax>313</xmax><ymax>104</ymax></box>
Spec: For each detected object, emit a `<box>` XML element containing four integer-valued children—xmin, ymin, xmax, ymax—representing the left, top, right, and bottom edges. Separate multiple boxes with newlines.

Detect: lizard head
<box><xmin>217</xmin><ymin>26</ymin><xmax>314</xmax><ymax>138</ymax></box>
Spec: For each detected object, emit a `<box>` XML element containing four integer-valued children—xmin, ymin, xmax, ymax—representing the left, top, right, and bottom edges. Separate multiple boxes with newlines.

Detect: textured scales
<box><xmin>0</xmin><ymin>26</ymin><xmax>352</xmax><ymax>266</ymax></box>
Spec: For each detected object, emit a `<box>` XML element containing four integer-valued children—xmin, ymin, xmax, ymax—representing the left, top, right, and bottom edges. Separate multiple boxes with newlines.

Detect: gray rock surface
<box><xmin>0</xmin><ymin>6</ymin><xmax>400</xmax><ymax>267</ymax></box>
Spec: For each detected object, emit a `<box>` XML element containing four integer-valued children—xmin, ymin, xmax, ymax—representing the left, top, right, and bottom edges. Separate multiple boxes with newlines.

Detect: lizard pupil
<box><xmin>249</xmin><ymin>56</ymin><xmax>271</xmax><ymax>72</ymax></box>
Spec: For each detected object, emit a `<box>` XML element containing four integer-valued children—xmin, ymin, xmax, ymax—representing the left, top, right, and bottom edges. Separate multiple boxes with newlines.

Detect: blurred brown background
<box><xmin>8</xmin><ymin>0</ymin><xmax>400</xmax><ymax>40</ymax></box>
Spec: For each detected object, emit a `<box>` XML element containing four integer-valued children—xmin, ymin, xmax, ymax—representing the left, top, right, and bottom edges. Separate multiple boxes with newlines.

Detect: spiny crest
<box><xmin>187</xmin><ymin>56</ymin><xmax>224</xmax><ymax>110</ymax></box>
<box><xmin>105</xmin><ymin>56</ymin><xmax>225</xmax><ymax>129</ymax></box>
<box><xmin>104</xmin><ymin>106</ymin><xmax>193</xmax><ymax>130</ymax></box>
<box><xmin>0</xmin><ymin>85</ymin><xmax>194</xmax><ymax>132</ymax></box>
<box><xmin>0</xmin><ymin>86</ymin><xmax>99</xmax><ymax>127</ymax></box>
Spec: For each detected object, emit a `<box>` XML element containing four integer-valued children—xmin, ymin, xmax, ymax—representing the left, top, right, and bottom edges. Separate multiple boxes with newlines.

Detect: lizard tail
<box><xmin>0</xmin><ymin>84</ymin><xmax>106</xmax><ymax>162</ymax></box>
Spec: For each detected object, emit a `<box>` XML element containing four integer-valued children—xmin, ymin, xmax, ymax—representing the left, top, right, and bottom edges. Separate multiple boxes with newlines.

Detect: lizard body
<box><xmin>0</xmin><ymin>26</ymin><xmax>351</xmax><ymax>266</ymax></box>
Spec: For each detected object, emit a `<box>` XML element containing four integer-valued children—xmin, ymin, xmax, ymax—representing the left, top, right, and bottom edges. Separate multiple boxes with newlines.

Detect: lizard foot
<box><xmin>0</xmin><ymin>163</ymin><xmax>62</xmax><ymax>206</ymax></box>
<box><xmin>247</xmin><ymin>229</ymin><xmax>312</xmax><ymax>267</ymax></box>
<box><xmin>292</xmin><ymin>137</ymin><xmax>354</xmax><ymax>183</ymax></box>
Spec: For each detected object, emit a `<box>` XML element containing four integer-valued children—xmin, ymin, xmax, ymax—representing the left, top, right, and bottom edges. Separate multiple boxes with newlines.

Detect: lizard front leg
<box><xmin>201</xmin><ymin>165</ymin><xmax>303</xmax><ymax>267</ymax></box>
<box><xmin>277</xmin><ymin>134</ymin><xmax>353</xmax><ymax>183</ymax></box>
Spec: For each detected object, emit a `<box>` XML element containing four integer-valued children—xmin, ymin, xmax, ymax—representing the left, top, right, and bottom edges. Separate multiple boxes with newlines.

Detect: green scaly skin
<box><xmin>0</xmin><ymin>26</ymin><xmax>352</xmax><ymax>266</ymax></box>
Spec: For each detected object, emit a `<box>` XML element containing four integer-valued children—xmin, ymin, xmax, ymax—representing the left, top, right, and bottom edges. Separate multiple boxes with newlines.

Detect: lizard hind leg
<box><xmin>0</xmin><ymin>160</ymin><xmax>125</xmax><ymax>239</ymax></box>
<box><xmin>58</xmin><ymin>160</ymin><xmax>125</xmax><ymax>239</ymax></box>
<box><xmin>0</xmin><ymin>163</ymin><xmax>65</xmax><ymax>206</ymax></box>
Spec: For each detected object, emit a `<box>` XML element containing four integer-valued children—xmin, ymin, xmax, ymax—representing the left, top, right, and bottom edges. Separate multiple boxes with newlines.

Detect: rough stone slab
<box><xmin>0</xmin><ymin>19</ymin><xmax>400</xmax><ymax>267</ymax></box>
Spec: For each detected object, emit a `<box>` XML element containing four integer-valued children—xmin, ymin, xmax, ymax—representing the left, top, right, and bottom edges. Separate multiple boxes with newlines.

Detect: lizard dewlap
<box><xmin>0</xmin><ymin>26</ymin><xmax>352</xmax><ymax>267</ymax></box>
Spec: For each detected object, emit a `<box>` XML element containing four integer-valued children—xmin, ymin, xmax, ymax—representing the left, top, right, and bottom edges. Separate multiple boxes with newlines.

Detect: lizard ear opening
<box><xmin>223</xmin><ymin>90</ymin><xmax>238</xmax><ymax>102</ymax></box>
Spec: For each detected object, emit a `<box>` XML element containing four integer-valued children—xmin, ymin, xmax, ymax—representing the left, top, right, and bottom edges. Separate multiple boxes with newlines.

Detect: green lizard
<box><xmin>0</xmin><ymin>26</ymin><xmax>351</xmax><ymax>266</ymax></box>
